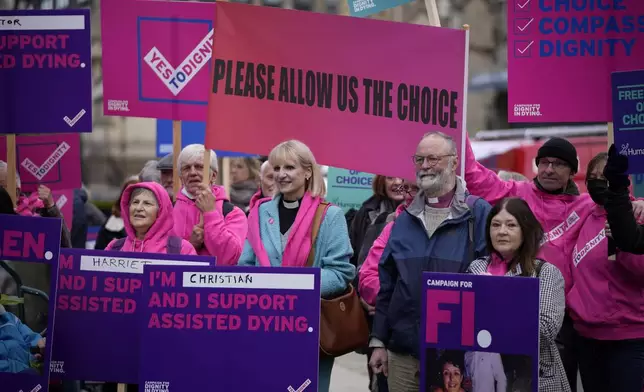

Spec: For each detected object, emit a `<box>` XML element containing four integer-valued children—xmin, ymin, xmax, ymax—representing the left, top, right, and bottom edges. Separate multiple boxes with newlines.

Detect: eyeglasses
<box><xmin>393</xmin><ymin>184</ymin><xmax>419</xmax><ymax>196</ymax></box>
<box><xmin>412</xmin><ymin>154</ymin><xmax>454</xmax><ymax>167</ymax></box>
<box><xmin>536</xmin><ymin>158</ymin><xmax>568</xmax><ymax>171</ymax></box>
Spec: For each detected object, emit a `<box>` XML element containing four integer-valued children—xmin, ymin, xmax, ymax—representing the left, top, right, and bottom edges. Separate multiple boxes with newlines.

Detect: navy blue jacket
<box><xmin>371</xmin><ymin>178</ymin><xmax>491</xmax><ymax>358</ymax></box>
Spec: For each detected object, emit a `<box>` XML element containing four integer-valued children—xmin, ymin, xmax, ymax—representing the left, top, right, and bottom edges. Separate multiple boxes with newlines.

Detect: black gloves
<box><xmin>604</xmin><ymin>144</ymin><xmax>630</xmax><ymax>191</ymax></box>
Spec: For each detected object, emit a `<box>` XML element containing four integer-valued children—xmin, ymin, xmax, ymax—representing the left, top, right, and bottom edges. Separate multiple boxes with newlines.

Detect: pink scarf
<box><xmin>247</xmin><ymin>192</ymin><xmax>325</xmax><ymax>267</ymax></box>
<box><xmin>487</xmin><ymin>253</ymin><xmax>509</xmax><ymax>276</ymax></box>
<box><xmin>16</xmin><ymin>194</ymin><xmax>43</xmax><ymax>216</ymax></box>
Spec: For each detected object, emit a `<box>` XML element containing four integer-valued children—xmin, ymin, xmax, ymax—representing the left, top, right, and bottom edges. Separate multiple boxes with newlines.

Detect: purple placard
<box><xmin>421</xmin><ymin>272</ymin><xmax>539</xmax><ymax>392</ymax></box>
<box><xmin>139</xmin><ymin>265</ymin><xmax>321</xmax><ymax>391</ymax></box>
<box><xmin>51</xmin><ymin>249</ymin><xmax>214</xmax><ymax>383</ymax></box>
<box><xmin>0</xmin><ymin>214</ymin><xmax>62</xmax><ymax>392</ymax></box>
<box><xmin>0</xmin><ymin>9</ymin><xmax>92</xmax><ymax>134</ymax></box>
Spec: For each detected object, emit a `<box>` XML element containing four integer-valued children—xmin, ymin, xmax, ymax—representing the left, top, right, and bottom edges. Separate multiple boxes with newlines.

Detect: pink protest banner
<box><xmin>205</xmin><ymin>3</ymin><xmax>469</xmax><ymax>179</ymax></box>
<box><xmin>507</xmin><ymin>0</ymin><xmax>644</xmax><ymax>123</ymax></box>
<box><xmin>101</xmin><ymin>0</ymin><xmax>216</xmax><ymax>121</ymax></box>
<box><xmin>0</xmin><ymin>134</ymin><xmax>81</xmax><ymax>192</ymax></box>
<box><xmin>52</xmin><ymin>189</ymin><xmax>74</xmax><ymax>229</ymax></box>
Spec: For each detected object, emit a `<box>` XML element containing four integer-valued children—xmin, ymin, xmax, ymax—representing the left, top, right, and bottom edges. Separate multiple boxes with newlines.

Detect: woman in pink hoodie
<box><xmin>105</xmin><ymin>182</ymin><xmax>196</xmax><ymax>255</ymax></box>
<box><xmin>358</xmin><ymin>181</ymin><xmax>418</xmax><ymax>308</ymax></box>
<box><xmin>567</xmin><ymin>153</ymin><xmax>644</xmax><ymax>392</ymax></box>
<box><xmin>172</xmin><ymin>144</ymin><xmax>248</xmax><ymax>264</ymax></box>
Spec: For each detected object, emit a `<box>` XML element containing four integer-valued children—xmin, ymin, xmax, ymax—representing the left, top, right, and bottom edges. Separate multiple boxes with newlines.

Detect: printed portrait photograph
<box><xmin>424</xmin><ymin>348</ymin><xmax>533</xmax><ymax>392</ymax></box>
<box><xmin>0</xmin><ymin>260</ymin><xmax>52</xmax><ymax>376</ymax></box>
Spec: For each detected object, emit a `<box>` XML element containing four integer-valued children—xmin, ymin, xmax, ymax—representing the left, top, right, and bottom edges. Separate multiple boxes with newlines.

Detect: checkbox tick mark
<box><xmin>63</xmin><ymin>109</ymin><xmax>86</xmax><ymax>127</ymax></box>
<box><xmin>517</xmin><ymin>0</ymin><xmax>531</xmax><ymax>9</ymax></box>
<box><xmin>518</xmin><ymin>40</ymin><xmax>534</xmax><ymax>54</ymax></box>
<box><xmin>517</xmin><ymin>18</ymin><xmax>534</xmax><ymax>32</ymax></box>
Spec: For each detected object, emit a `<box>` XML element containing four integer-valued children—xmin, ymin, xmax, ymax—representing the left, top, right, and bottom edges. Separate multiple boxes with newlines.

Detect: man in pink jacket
<box><xmin>172</xmin><ymin>144</ymin><xmax>248</xmax><ymax>265</ymax></box>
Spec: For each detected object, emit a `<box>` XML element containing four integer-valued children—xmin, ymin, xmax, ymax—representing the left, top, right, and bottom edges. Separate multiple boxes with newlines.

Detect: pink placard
<box><xmin>0</xmin><ymin>134</ymin><xmax>81</xmax><ymax>192</ymax></box>
<box><xmin>507</xmin><ymin>0</ymin><xmax>644</xmax><ymax>123</ymax></box>
<box><xmin>205</xmin><ymin>3</ymin><xmax>468</xmax><ymax>180</ymax></box>
<box><xmin>52</xmin><ymin>188</ymin><xmax>74</xmax><ymax>229</ymax></box>
<box><xmin>101</xmin><ymin>0</ymin><xmax>216</xmax><ymax>121</ymax></box>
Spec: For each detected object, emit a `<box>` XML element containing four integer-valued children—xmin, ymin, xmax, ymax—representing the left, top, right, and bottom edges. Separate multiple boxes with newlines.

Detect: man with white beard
<box><xmin>368</xmin><ymin>132</ymin><xmax>491</xmax><ymax>392</ymax></box>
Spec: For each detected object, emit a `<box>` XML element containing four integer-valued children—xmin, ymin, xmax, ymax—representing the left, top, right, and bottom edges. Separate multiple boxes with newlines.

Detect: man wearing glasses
<box><xmin>368</xmin><ymin>131</ymin><xmax>491</xmax><ymax>392</ymax></box>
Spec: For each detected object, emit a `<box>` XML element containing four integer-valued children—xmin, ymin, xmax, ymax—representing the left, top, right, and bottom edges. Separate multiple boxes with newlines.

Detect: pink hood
<box><xmin>173</xmin><ymin>185</ymin><xmax>247</xmax><ymax>264</ymax></box>
<box><xmin>106</xmin><ymin>182</ymin><xmax>196</xmax><ymax>254</ymax></box>
<box><xmin>358</xmin><ymin>202</ymin><xmax>408</xmax><ymax>305</ymax></box>
<box><xmin>249</xmin><ymin>190</ymin><xmax>270</xmax><ymax>211</ymax></box>
<box><xmin>464</xmin><ymin>135</ymin><xmax>595</xmax><ymax>294</ymax></box>
<box><xmin>567</xmin><ymin>205</ymin><xmax>644</xmax><ymax>340</ymax></box>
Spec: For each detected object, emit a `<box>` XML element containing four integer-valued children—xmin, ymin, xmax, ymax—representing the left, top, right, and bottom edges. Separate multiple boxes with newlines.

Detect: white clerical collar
<box><xmin>282</xmin><ymin>199</ymin><xmax>300</xmax><ymax>209</ymax></box>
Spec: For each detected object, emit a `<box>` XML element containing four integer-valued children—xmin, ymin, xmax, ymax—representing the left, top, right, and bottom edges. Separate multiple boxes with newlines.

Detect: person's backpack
<box><xmin>111</xmin><ymin>235</ymin><xmax>183</xmax><ymax>254</ymax></box>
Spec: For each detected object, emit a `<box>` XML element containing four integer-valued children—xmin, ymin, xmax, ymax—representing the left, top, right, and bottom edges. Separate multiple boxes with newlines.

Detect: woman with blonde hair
<box><xmin>238</xmin><ymin>140</ymin><xmax>356</xmax><ymax>392</ymax></box>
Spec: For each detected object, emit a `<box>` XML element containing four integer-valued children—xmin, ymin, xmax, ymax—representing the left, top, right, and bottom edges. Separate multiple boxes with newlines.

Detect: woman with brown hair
<box><xmin>467</xmin><ymin>197</ymin><xmax>570</xmax><ymax>392</ymax></box>
<box><xmin>94</xmin><ymin>176</ymin><xmax>139</xmax><ymax>250</ymax></box>
<box><xmin>348</xmin><ymin>175</ymin><xmax>405</xmax><ymax>268</ymax></box>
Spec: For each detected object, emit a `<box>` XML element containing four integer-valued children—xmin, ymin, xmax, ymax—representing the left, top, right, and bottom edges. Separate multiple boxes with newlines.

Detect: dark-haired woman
<box><xmin>431</xmin><ymin>351</ymin><xmax>466</xmax><ymax>392</ymax></box>
<box><xmin>567</xmin><ymin>151</ymin><xmax>644</xmax><ymax>392</ymax></box>
<box><xmin>348</xmin><ymin>175</ymin><xmax>404</xmax><ymax>268</ymax></box>
<box><xmin>467</xmin><ymin>197</ymin><xmax>570</xmax><ymax>392</ymax></box>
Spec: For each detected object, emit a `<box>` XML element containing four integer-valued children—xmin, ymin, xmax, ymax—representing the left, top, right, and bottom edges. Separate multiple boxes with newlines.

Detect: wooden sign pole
<box><xmin>6</xmin><ymin>134</ymin><xmax>17</xmax><ymax>207</ymax></box>
<box><xmin>172</xmin><ymin>120</ymin><xmax>182</xmax><ymax>200</ymax></box>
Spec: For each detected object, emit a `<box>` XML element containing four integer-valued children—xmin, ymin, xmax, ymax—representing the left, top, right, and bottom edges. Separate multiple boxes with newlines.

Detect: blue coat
<box><xmin>372</xmin><ymin>178</ymin><xmax>491</xmax><ymax>358</ymax></box>
<box><xmin>0</xmin><ymin>311</ymin><xmax>41</xmax><ymax>373</ymax></box>
<box><xmin>238</xmin><ymin>197</ymin><xmax>356</xmax><ymax>298</ymax></box>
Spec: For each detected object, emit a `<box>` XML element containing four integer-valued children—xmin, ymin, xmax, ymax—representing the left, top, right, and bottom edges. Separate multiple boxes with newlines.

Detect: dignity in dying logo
<box><xmin>143</xmin><ymin>27</ymin><xmax>214</xmax><ymax>96</ymax></box>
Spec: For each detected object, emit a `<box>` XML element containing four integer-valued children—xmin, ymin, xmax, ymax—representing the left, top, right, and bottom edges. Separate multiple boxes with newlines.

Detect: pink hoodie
<box><xmin>464</xmin><ymin>136</ymin><xmax>594</xmax><ymax>294</ymax></box>
<box><xmin>106</xmin><ymin>182</ymin><xmax>196</xmax><ymax>255</ymax></box>
<box><xmin>248</xmin><ymin>190</ymin><xmax>270</xmax><ymax>212</ymax></box>
<box><xmin>567</xmin><ymin>205</ymin><xmax>644</xmax><ymax>340</ymax></box>
<box><xmin>358</xmin><ymin>203</ymin><xmax>407</xmax><ymax>305</ymax></box>
<box><xmin>172</xmin><ymin>185</ymin><xmax>247</xmax><ymax>265</ymax></box>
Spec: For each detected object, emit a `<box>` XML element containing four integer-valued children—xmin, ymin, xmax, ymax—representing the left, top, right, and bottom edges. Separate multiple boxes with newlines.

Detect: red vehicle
<box><xmin>471</xmin><ymin>125</ymin><xmax>609</xmax><ymax>194</ymax></box>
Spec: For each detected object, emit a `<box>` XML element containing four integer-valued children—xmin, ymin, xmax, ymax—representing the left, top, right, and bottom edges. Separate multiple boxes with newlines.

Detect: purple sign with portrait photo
<box><xmin>0</xmin><ymin>214</ymin><xmax>62</xmax><ymax>392</ymax></box>
<box><xmin>51</xmin><ymin>249</ymin><xmax>214</xmax><ymax>383</ymax></box>
<box><xmin>139</xmin><ymin>265</ymin><xmax>321</xmax><ymax>392</ymax></box>
<box><xmin>421</xmin><ymin>272</ymin><xmax>539</xmax><ymax>392</ymax></box>
<box><xmin>0</xmin><ymin>9</ymin><xmax>92</xmax><ymax>134</ymax></box>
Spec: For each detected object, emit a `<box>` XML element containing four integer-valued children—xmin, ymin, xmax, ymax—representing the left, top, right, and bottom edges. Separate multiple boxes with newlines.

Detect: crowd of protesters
<box><xmin>0</xmin><ymin>131</ymin><xmax>643</xmax><ymax>392</ymax></box>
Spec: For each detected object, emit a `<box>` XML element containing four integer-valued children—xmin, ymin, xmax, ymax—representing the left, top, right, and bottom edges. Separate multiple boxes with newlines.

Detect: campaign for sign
<box><xmin>611</xmin><ymin>70</ymin><xmax>644</xmax><ymax>174</ymax></box>
<box><xmin>139</xmin><ymin>265</ymin><xmax>320</xmax><ymax>392</ymax></box>
<box><xmin>0</xmin><ymin>10</ymin><xmax>92</xmax><ymax>134</ymax></box>
<box><xmin>0</xmin><ymin>214</ymin><xmax>61</xmax><ymax>392</ymax></box>
<box><xmin>206</xmin><ymin>2</ymin><xmax>468</xmax><ymax>180</ymax></box>
<box><xmin>52</xmin><ymin>249</ymin><xmax>213</xmax><ymax>383</ymax></box>
<box><xmin>421</xmin><ymin>272</ymin><xmax>540</xmax><ymax>392</ymax></box>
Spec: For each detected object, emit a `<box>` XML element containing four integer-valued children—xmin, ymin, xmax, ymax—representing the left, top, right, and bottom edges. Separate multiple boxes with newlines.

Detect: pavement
<box><xmin>329</xmin><ymin>353</ymin><xmax>370</xmax><ymax>392</ymax></box>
